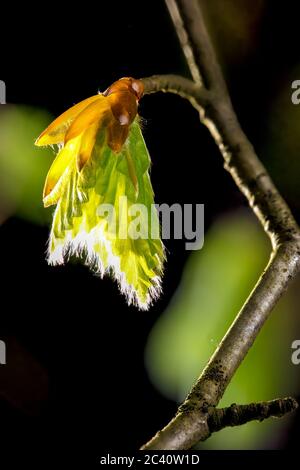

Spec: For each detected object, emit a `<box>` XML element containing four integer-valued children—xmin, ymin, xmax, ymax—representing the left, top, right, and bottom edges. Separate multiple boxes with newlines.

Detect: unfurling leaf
<box><xmin>35</xmin><ymin>78</ymin><xmax>165</xmax><ymax>309</ymax></box>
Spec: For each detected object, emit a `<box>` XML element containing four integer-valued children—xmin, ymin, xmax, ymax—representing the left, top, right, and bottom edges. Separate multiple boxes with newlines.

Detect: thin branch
<box><xmin>165</xmin><ymin>2</ymin><xmax>202</xmax><ymax>84</ymax></box>
<box><xmin>142</xmin><ymin>74</ymin><xmax>208</xmax><ymax>105</ymax></box>
<box><xmin>207</xmin><ymin>398</ymin><xmax>298</xmax><ymax>435</ymax></box>
<box><xmin>140</xmin><ymin>0</ymin><xmax>300</xmax><ymax>451</ymax></box>
<box><xmin>166</xmin><ymin>0</ymin><xmax>227</xmax><ymax>92</ymax></box>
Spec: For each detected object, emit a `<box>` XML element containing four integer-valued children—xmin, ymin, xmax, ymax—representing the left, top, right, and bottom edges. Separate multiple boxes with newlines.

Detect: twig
<box><xmin>207</xmin><ymin>398</ymin><xmax>298</xmax><ymax>435</ymax></box>
<box><xmin>140</xmin><ymin>0</ymin><xmax>300</xmax><ymax>450</ymax></box>
<box><xmin>164</xmin><ymin>2</ymin><xmax>202</xmax><ymax>85</ymax></box>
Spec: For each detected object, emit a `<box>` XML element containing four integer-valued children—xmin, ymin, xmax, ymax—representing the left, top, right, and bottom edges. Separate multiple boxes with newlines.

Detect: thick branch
<box><xmin>140</xmin><ymin>0</ymin><xmax>300</xmax><ymax>451</ymax></box>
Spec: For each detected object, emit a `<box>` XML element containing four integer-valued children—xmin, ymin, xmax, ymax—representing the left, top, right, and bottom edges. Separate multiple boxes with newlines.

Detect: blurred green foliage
<box><xmin>145</xmin><ymin>212</ymin><xmax>299</xmax><ymax>449</ymax></box>
<box><xmin>0</xmin><ymin>105</ymin><xmax>53</xmax><ymax>224</ymax></box>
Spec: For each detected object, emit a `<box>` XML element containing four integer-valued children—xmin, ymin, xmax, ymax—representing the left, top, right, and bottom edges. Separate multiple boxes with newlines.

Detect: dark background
<box><xmin>0</xmin><ymin>0</ymin><xmax>300</xmax><ymax>461</ymax></box>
